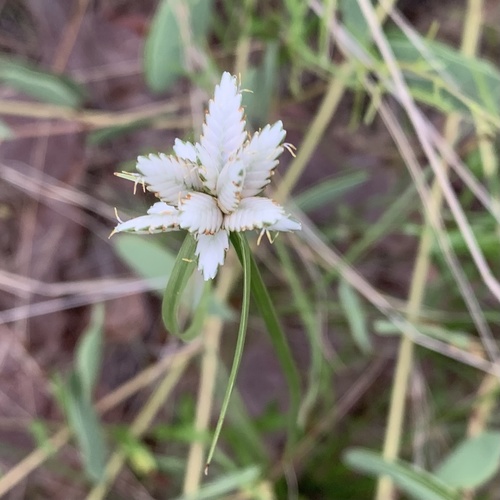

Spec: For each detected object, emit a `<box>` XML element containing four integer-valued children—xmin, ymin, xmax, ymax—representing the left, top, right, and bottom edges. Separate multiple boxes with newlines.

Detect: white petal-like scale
<box><xmin>136</xmin><ymin>153</ymin><xmax>195</xmax><ymax>204</ymax></box>
<box><xmin>173</xmin><ymin>139</ymin><xmax>203</xmax><ymax>190</ymax></box>
<box><xmin>224</xmin><ymin>196</ymin><xmax>286</xmax><ymax>232</ymax></box>
<box><xmin>114</xmin><ymin>202</ymin><xmax>180</xmax><ymax>234</ymax></box>
<box><xmin>266</xmin><ymin>216</ymin><xmax>301</xmax><ymax>232</ymax></box>
<box><xmin>241</xmin><ymin>121</ymin><xmax>286</xmax><ymax>198</ymax></box>
<box><xmin>196</xmin><ymin>142</ymin><xmax>219</xmax><ymax>195</ymax></box>
<box><xmin>195</xmin><ymin>231</ymin><xmax>229</xmax><ymax>280</ymax></box>
<box><xmin>216</xmin><ymin>158</ymin><xmax>245</xmax><ymax>214</ymax></box>
<box><xmin>178</xmin><ymin>192</ymin><xmax>223</xmax><ymax>235</ymax></box>
<box><xmin>173</xmin><ymin>138</ymin><xmax>198</xmax><ymax>162</ymax></box>
<box><xmin>198</xmin><ymin>73</ymin><xmax>246</xmax><ymax>177</ymax></box>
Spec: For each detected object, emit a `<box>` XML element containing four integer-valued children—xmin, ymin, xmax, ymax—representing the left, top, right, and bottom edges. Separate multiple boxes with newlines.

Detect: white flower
<box><xmin>113</xmin><ymin>72</ymin><xmax>301</xmax><ymax>280</ymax></box>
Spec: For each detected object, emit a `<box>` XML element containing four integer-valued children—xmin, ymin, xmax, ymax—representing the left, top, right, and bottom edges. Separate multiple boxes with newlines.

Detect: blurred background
<box><xmin>1</xmin><ymin>0</ymin><xmax>500</xmax><ymax>498</ymax></box>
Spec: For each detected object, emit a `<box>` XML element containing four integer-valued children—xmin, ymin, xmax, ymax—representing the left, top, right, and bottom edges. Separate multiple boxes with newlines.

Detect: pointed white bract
<box><xmin>113</xmin><ymin>72</ymin><xmax>301</xmax><ymax>280</ymax></box>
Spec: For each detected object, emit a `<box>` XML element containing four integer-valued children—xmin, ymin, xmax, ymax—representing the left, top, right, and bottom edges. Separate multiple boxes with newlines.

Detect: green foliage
<box><xmin>161</xmin><ymin>234</ymin><xmax>210</xmax><ymax>340</ymax></box>
<box><xmin>59</xmin><ymin>306</ymin><xmax>107</xmax><ymax>482</ymax></box>
<box><xmin>172</xmin><ymin>465</ymin><xmax>262</xmax><ymax>500</ymax></box>
<box><xmin>434</xmin><ymin>431</ymin><xmax>500</xmax><ymax>488</ymax></box>
<box><xmin>339</xmin><ymin>279</ymin><xmax>372</xmax><ymax>354</ymax></box>
<box><xmin>344</xmin><ymin>448</ymin><xmax>459</xmax><ymax>500</ymax></box>
<box><xmin>232</xmin><ymin>233</ymin><xmax>301</xmax><ymax>450</ymax></box>
<box><xmin>114</xmin><ymin>428</ymin><xmax>158</xmax><ymax>476</ymax></box>
<box><xmin>144</xmin><ymin>0</ymin><xmax>214</xmax><ymax>93</ymax></box>
<box><xmin>388</xmin><ymin>32</ymin><xmax>500</xmax><ymax>120</ymax></box>
<box><xmin>294</xmin><ymin>171</ymin><xmax>369</xmax><ymax>213</ymax></box>
<box><xmin>241</xmin><ymin>42</ymin><xmax>279</xmax><ymax>127</ymax></box>
<box><xmin>114</xmin><ymin>233</ymin><xmax>177</xmax><ymax>293</ymax></box>
<box><xmin>0</xmin><ymin>56</ymin><xmax>86</xmax><ymax>107</ymax></box>
<box><xmin>65</xmin><ymin>372</ymin><xmax>107</xmax><ymax>482</ymax></box>
<box><xmin>6</xmin><ymin>1</ymin><xmax>500</xmax><ymax>498</ymax></box>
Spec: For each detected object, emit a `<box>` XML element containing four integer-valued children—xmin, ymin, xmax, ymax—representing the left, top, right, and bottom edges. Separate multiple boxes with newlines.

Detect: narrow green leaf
<box><xmin>434</xmin><ymin>431</ymin><xmax>500</xmax><ymax>488</ymax></box>
<box><xmin>190</xmin><ymin>0</ymin><xmax>214</xmax><ymax>43</ymax></box>
<box><xmin>76</xmin><ymin>304</ymin><xmax>104</xmax><ymax>400</ymax></box>
<box><xmin>162</xmin><ymin>234</ymin><xmax>209</xmax><ymax>340</ymax></box>
<box><xmin>241</xmin><ymin>42</ymin><xmax>279</xmax><ymax>127</ymax></box>
<box><xmin>339</xmin><ymin>0</ymin><xmax>371</xmax><ymax>48</ymax></box>
<box><xmin>173</xmin><ymin>465</ymin><xmax>261</xmax><ymax>500</ymax></box>
<box><xmin>374</xmin><ymin>320</ymin><xmax>473</xmax><ymax>351</ymax></box>
<box><xmin>388</xmin><ymin>32</ymin><xmax>500</xmax><ymax>118</ymax></box>
<box><xmin>294</xmin><ymin>171</ymin><xmax>368</xmax><ymax>213</ymax></box>
<box><xmin>87</xmin><ymin>120</ymin><xmax>150</xmax><ymax>146</ymax></box>
<box><xmin>65</xmin><ymin>373</ymin><xmax>107</xmax><ymax>482</ymax></box>
<box><xmin>344</xmin><ymin>448</ymin><xmax>459</xmax><ymax>500</ymax></box>
<box><xmin>206</xmin><ymin>232</ymin><xmax>251</xmax><ymax>469</ymax></box>
<box><xmin>231</xmin><ymin>233</ymin><xmax>301</xmax><ymax>450</ymax></box>
<box><xmin>144</xmin><ymin>0</ymin><xmax>213</xmax><ymax>93</ymax></box>
<box><xmin>0</xmin><ymin>56</ymin><xmax>85</xmax><ymax>108</ymax></box>
<box><xmin>144</xmin><ymin>0</ymin><xmax>183</xmax><ymax>92</ymax></box>
<box><xmin>339</xmin><ymin>279</ymin><xmax>372</xmax><ymax>354</ymax></box>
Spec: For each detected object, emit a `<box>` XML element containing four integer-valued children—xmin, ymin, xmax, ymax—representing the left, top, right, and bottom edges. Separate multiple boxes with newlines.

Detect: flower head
<box><xmin>113</xmin><ymin>72</ymin><xmax>301</xmax><ymax>280</ymax></box>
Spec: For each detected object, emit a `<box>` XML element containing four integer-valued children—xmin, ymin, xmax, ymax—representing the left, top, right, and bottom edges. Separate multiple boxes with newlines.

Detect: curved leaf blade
<box><xmin>435</xmin><ymin>431</ymin><xmax>500</xmax><ymax>488</ymax></box>
<box><xmin>162</xmin><ymin>234</ymin><xmax>209</xmax><ymax>341</ymax></box>
<box><xmin>344</xmin><ymin>448</ymin><xmax>459</xmax><ymax>500</ymax></box>
<box><xmin>205</xmin><ymin>232</ymin><xmax>251</xmax><ymax>469</ymax></box>
<box><xmin>0</xmin><ymin>56</ymin><xmax>85</xmax><ymax>108</ymax></box>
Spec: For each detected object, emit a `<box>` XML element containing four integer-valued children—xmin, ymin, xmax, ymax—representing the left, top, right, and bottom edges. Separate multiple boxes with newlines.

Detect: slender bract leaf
<box><xmin>231</xmin><ymin>233</ymin><xmax>301</xmax><ymax>449</ymax></box>
<box><xmin>162</xmin><ymin>234</ymin><xmax>209</xmax><ymax>340</ymax></box>
<box><xmin>434</xmin><ymin>431</ymin><xmax>500</xmax><ymax>488</ymax></box>
<box><xmin>206</xmin><ymin>232</ymin><xmax>251</xmax><ymax>469</ymax></box>
<box><xmin>0</xmin><ymin>56</ymin><xmax>85</xmax><ymax>107</ymax></box>
<box><xmin>66</xmin><ymin>373</ymin><xmax>107</xmax><ymax>482</ymax></box>
<box><xmin>76</xmin><ymin>304</ymin><xmax>104</xmax><ymax>400</ymax></box>
<box><xmin>339</xmin><ymin>279</ymin><xmax>372</xmax><ymax>354</ymax></box>
<box><xmin>344</xmin><ymin>449</ymin><xmax>459</xmax><ymax>500</ymax></box>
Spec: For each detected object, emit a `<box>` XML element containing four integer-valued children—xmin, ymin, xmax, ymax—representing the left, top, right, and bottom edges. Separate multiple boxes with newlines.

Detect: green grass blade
<box><xmin>143</xmin><ymin>0</ymin><xmax>183</xmax><ymax>93</ymax></box>
<box><xmin>344</xmin><ymin>448</ymin><xmax>459</xmax><ymax>500</ymax></box>
<box><xmin>76</xmin><ymin>304</ymin><xmax>104</xmax><ymax>400</ymax></box>
<box><xmin>162</xmin><ymin>234</ymin><xmax>209</xmax><ymax>341</ymax></box>
<box><xmin>0</xmin><ymin>56</ymin><xmax>86</xmax><ymax>107</ymax></box>
<box><xmin>65</xmin><ymin>373</ymin><xmax>107</xmax><ymax>483</ymax></box>
<box><xmin>231</xmin><ymin>233</ymin><xmax>302</xmax><ymax>451</ymax></box>
<box><xmin>294</xmin><ymin>171</ymin><xmax>368</xmax><ymax>213</ymax></box>
<box><xmin>338</xmin><ymin>279</ymin><xmax>372</xmax><ymax>354</ymax></box>
<box><xmin>205</xmin><ymin>232</ymin><xmax>251</xmax><ymax>470</ymax></box>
